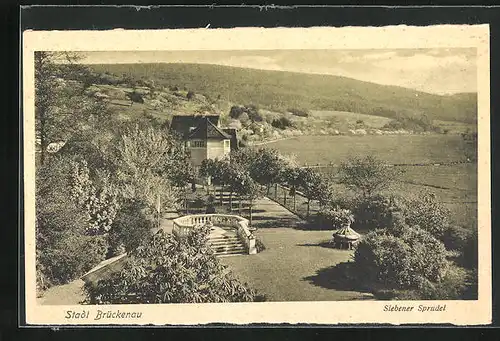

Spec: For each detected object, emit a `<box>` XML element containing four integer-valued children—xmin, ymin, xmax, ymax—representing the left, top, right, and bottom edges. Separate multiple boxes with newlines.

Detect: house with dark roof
<box><xmin>170</xmin><ymin>114</ymin><xmax>239</xmax><ymax>169</ymax></box>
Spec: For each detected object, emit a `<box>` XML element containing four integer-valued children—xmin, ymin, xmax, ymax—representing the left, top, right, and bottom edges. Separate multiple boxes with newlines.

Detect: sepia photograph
<box><xmin>22</xmin><ymin>25</ymin><xmax>491</xmax><ymax>325</ymax></box>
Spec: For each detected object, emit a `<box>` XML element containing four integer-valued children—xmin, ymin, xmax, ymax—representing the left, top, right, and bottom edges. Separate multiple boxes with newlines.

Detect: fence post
<box><xmin>283</xmin><ymin>188</ymin><xmax>287</xmax><ymax>206</ymax></box>
<box><xmin>275</xmin><ymin>183</ymin><xmax>278</xmax><ymax>200</ymax></box>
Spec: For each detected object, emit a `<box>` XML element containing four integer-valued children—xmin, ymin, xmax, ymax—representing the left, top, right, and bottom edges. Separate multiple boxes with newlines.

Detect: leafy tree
<box><xmin>298</xmin><ymin>167</ymin><xmax>333</xmax><ymax>217</ymax></box>
<box><xmin>84</xmin><ymin>227</ymin><xmax>259</xmax><ymax>304</ymax></box>
<box><xmin>248</xmin><ymin>148</ymin><xmax>288</xmax><ymax>195</ymax></box>
<box><xmin>112</xmin><ymin>124</ymin><xmax>182</xmax><ymax>220</ymax></box>
<box><xmin>69</xmin><ymin>159</ymin><xmax>119</xmax><ymax>236</ymax></box>
<box><xmin>35</xmin><ymin>51</ymin><xmax>108</xmax><ymax>165</ymax></box>
<box><xmin>338</xmin><ymin>155</ymin><xmax>398</xmax><ymax>198</ymax></box>
<box><xmin>36</xmin><ymin>156</ymin><xmax>109</xmax><ymax>291</ymax></box>
<box><xmin>281</xmin><ymin>166</ymin><xmax>302</xmax><ymax>211</ymax></box>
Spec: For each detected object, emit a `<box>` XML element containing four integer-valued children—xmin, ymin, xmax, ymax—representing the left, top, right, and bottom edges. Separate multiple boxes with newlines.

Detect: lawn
<box><xmin>220</xmin><ymin>197</ymin><xmax>374</xmax><ymax>302</ymax></box>
<box><xmin>265</xmin><ymin>134</ymin><xmax>475</xmax><ymax>165</ymax></box>
<box><xmin>264</xmin><ymin>134</ymin><xmax>478</xmax><ymax>229</ymax></box>
<box><xmin>221</xmin><ymin>228</ymin><xmax>373</xmax><ymax>302</ymax></box>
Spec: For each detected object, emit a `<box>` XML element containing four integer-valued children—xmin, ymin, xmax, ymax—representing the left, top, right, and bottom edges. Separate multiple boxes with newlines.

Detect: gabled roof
<box><xmin>188</xmin><ymin>117</ymin><xmax>232</xmax><ymax>140</ymax></box>
<box><xmin>170</xmin><ymin>114</ymin><xmax>220</xmax><ymax>138</ymax></box>
<box><xmin>223</xmin><ymin>128</ymin><xmax>239</xmax><ymax>150</ymax></box>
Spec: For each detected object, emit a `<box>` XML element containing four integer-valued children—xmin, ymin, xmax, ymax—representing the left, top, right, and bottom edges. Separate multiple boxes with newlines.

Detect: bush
<box><xmin>107</xmin><ymin>200</ymin><xmax>153</xmax><ymax>256</ymax></box>
<box><xmin>460</xmin><ymin>229</ymin><xmax>478</xmax><ymax>269</ymax></box>
<box><xmin>36</xmin><ymin>157</ymin><xmax>110</xmax><ymax>290</ymax></box>
<box><xmin>186</xmin><ymin>91</ymin><xmax>195</xmax><ymax>100</ymax></box>
<box><xmin>317</xmin><ymin>207</ymin><xmax>354</xmax><ymax>230</ymax></box>
<box><xmin>271</xmin><ymin>117</ymin><xmax>294</xmax><ymax>130</ymax></box>
<box><xmin>84</xmin><ymin>227</ymin><xmax>260</xmax><ymax>304</ymax></box>
<box><xmin>255</xmin><ymin>238</ymin><xmax>266</xmax><ymax>253</ymax></box>
<box><xmin>245</xmin><ymin>104</ymin><xmax>263</xmax><ymax>122</ymax></box>
<box><xmin>441</xmin><ymin>225</ymin><xmax>471</xmax><ymax>252</ymax></box>
<box><xmin>127</xmin><ymin>91</ymin><xmax>144</xmax><ymax>104</ymax></box>
<box><xmin>382</xmin><ymin>113</ymin><xmax>440</xmax><ymax>133</ymax></box>
<box><xmin>354</xmin><ymin>225</ymin><xmax>448</xmax><ymax>290</ymax></box>
<box><xmin>403</xmin><ymin>193</ymin><xmax>450</xmax><ymax>239</ymax></box>
<box><xmin>38</xmin><ymin>229</ymin><xmax>108</xmax><ymax>288</ymax></box>
<box><xmin>354</xmin><ymin>232</ymin><xmax>415</xmax><ymax>288</ymax></box>
<box><xmin>229</xmin><ymin>105</ymin><xmax>244</xmax><ymax>119</ymax></box>
<box><xmin>414</xmin><ymin>265</ymin><xmax>468</xmax><ymax>300</ymax></box>
<box><xmin>287</xmin><ymin>108</ymin><xmax>309</xmax><ymax>117</ymax></box>
<box><xmin>351</xmin><ymin>194</ymin><xmax>403</xmax><ymax>231</ymax></box>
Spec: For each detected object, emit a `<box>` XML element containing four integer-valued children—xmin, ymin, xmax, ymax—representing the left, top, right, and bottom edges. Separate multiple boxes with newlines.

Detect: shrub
<box><xmin>402</xmin><ymin>193</ymin><xmax>450</xmax><ymax>239</ymax></box>
<box><xmin>36</xmin><ymin>157</ymin><xmax>110</xmax><ymax>290</ymax></box>
<box><xmin>127</xmin><ymin>91</ymin><xmax>144</xmax><ymax>104</ymax></box>
<box><xmin>317</xmin><ymin>207</ymin><xmax>354</xmax><ymax>230</ymax></box>
<box><xmin>354</xmin><ymin>232</ymin><xmax>415</xmax><ymax>288</ymax></box>
<box><xmin>84</xmin><ymin>227</ymin><xmax>260</xmax><ymax>304</ymax></box>
<box><xmin>354</xmin><ymin>226</ymin><xmax>448</xmax><ymax>290</ymax></box>
<box><xmin>271</xmin><ymin>117</ymin><xmax>294</xmax><ymax>130</ymax></box>
<box><xmin>460</xmin><ymin>229</ymin><xmax>478</xmax><ymax>269</ymax></box>
<box><xmin>412</xmin><ymin>265</ymin><xmax>468</xmax><ymax>300</ymax></box>
<box><xmin>38</xmin><ymin>229</ymin><xmax>108</xmax><ymax>287</ymax></box>
<box><xmin>255</xmin><ymin>238</ymin><xmax>266</xmax><ymax>253</ymax></box>
<box><xmin>245</xmin><ymin>104</ymin><xmax>262</xmax><ymax>122</ymax></box>
<box><xmin>351</xmin><ymin>194</ymin><xmax>403</xmax><ymax>231</ymax></box>
<box><xmin>287</xmin><ymin>108</ymin><xmax>309</xmax><ymax>117</ymax></box>
<box><xmin>441</xmin><ymin>225</ymin><xmax>471</xmax><ymax>252</ymax></box>
<box><xmin>186</xmin><ymin>91</ymin><xmax>195</xmax><ymax>100</ymax></box>
<box><xmin>238</xmin><ymin>112</ymin><xmax>250</xmax><ymax>125</ymax></box>
<box><xmin>229</xmin><ymin>105</ymin><xmax>244</xmax><ymax>119</ymax></box>
<box><xmin>107</xmin><ymin>200</ymin><xmax>153</xmax><ymax>256</ymax></box>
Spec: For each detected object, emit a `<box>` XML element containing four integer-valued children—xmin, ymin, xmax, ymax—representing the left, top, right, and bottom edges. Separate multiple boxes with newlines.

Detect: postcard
<box><xmin>22</xmin><ymin>24</ymin><xmax>491</xmax><ymax>325</ymax></box>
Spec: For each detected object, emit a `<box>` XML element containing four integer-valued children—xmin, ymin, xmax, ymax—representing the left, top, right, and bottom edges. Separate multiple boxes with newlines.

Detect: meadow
<box><xmin>264</xmin><ymin>134</ymin><xmax>475</xmax><ymax>165</ymax></box>
<box><xmin>264</xmin><ymin>134</ymin><xmax>477</xmax><ymax>228</ymax></box>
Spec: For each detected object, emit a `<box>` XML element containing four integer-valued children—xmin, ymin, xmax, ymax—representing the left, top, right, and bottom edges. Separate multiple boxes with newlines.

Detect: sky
<box><xmin>79</xmin><ymin>48</ymin><xmax>477</xmax><ymax>95</ymax></box>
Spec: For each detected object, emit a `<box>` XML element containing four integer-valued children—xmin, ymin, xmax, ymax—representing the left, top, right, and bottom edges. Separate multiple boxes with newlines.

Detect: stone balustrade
<box><xmin>172</xmin><ymin>214</ymin><xmax>257</xmax><ymax>255</ymax></box>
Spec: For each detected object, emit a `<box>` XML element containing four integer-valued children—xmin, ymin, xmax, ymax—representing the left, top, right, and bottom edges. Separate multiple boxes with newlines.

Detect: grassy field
<box><xmin>220</xmin><ymin>197</ymin><xmax>374</xmax><ymax>302</ymax></box>
<box><xmin>265</xmin><ymin>134</ymin><xmax>475</xmax><ymax>165</ymax></box>
<box><xmin>264</xmin><ymin>134</ymin><xmax>477</xmax><ymax>228</ymax></box>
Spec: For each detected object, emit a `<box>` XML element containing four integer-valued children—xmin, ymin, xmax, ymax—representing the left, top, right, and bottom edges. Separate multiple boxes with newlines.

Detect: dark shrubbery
<box><xmin>84</xmin><ymin>226</ymin><xmax>261</xmax><ymax>304</ymax></box>
<box><xmin>38</xmin><ymin>231</ymin><xmax>108</xmax><ymax>288</ymax></box>
<box><xmin>36</xmin><ymin>157</ymin><xmax>110</xmax><ymax>292</ymax></box>
<box><xmin>351</xmin><ymin>194</ymin><xmax>403</xmax><ymax>231</ymax></box>
<box><xmin>287</xmin><ymin>108</ymin><xmax>309</xmax><ymax>117</ymax></box>
<box><xmin>127</xmin><ymin>91</ymin><xmax>144</xmax><ymax>104</ymax></box>
<box><xmin>271</xmin><ymin>117</ymin><xmax>294</xmax><ymax>130</ymax></box>
<box><xmin>229</xmin><ymin>104</ymin><xmax>263</xmax><ymax>122</ymax></box>
<box><xmin>403</xmin><ymin>193</ymin><xmax>450</xmax><ymax>239</ymax></box>
<box><xmin>354</xmin><ymin>225</ymin><xmax>448</xmax><ymax>290</ymax></box>
<box><xmin>229</xmin><ymin>105</ymin><xmax>244</xmax><ymax>119</ymax></box>
<box><xmin>107</xmin><ymin>200</ymin><xmax>153</xmax><ymax>256</ymax></box>
<box><xmin>383</xmin><ymin>113</ymin><xmax>441</xmax><ymax>133</ymax></box>
<box><xmin>186</xmin><ymin>91</ymin><xmax>195</xmax><ymax>100</ymax></box>
<box><xmin>255</xmin><ymin>238</ymin><xmax>266</xmax><ymax>253</ymax></box>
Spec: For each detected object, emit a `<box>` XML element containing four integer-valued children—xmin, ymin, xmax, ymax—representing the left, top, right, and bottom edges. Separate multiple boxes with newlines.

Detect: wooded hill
<box><xmin>88</xmin><ymin>63</ymin><xmax>477</xmax><ymax>124</ymax></box>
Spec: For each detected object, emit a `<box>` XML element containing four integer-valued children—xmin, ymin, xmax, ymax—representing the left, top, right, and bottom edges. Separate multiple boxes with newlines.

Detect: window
<box><xmin>192</xmin><ymin>140</ymin><xmax>206</xmax><ymax>148</ymax></box>
<box><xmin>224</xmin><ymin>140</ymin><xmax>230</xmax><ymax>148</ymax></box>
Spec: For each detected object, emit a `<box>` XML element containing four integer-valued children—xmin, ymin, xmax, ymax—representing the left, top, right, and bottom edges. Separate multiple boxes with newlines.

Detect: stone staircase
<box><xmin>208</xmin><ymin>226</ymin><xmax>247</xmax><ymax>257</ymax></box>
